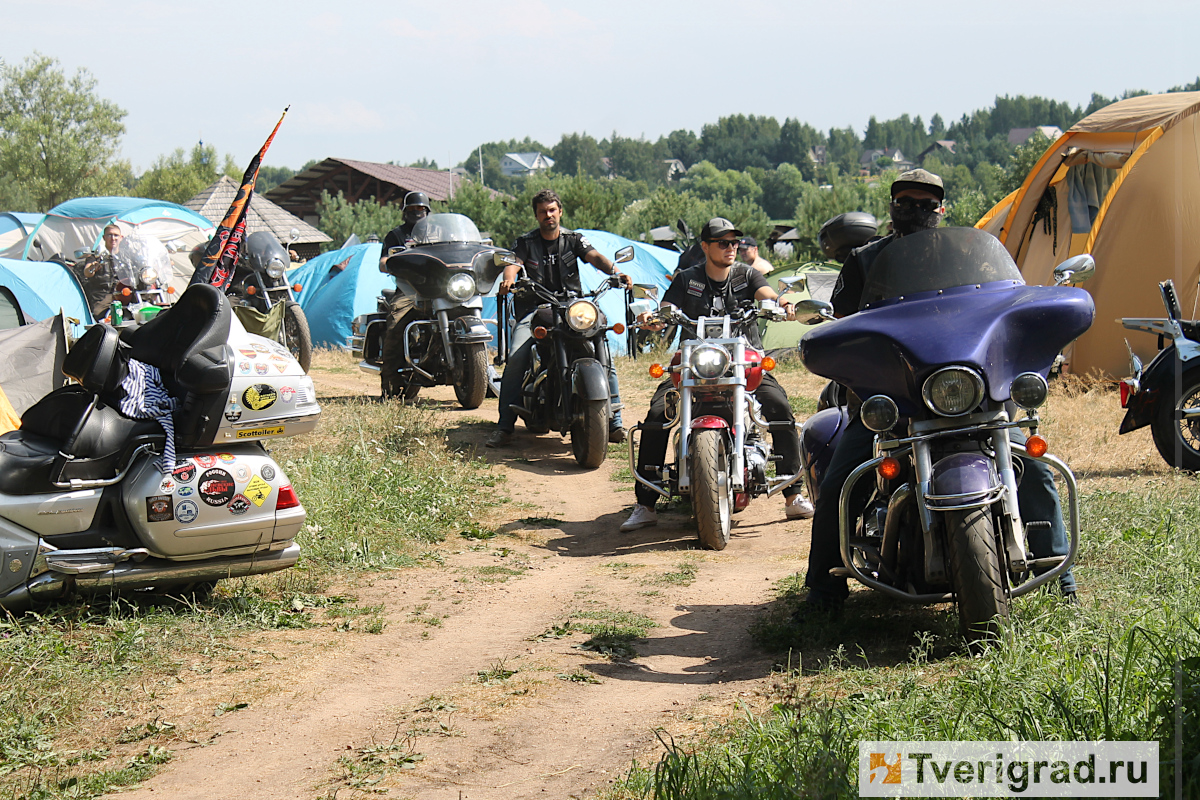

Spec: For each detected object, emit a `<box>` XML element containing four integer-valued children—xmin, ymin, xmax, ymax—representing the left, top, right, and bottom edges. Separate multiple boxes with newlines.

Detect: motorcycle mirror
<box><xmin>493</xmin><ymin>251</ymin><xmax>521</xmax><ymax>267</ymax></box>
<box><xmin>677</xmin><ymin>218</ymin><xmax>692</xmax><ymax>240</ymax></box>
<box><xmin>632</xmin><ymin>283</ymin><xmax>659</xmax><ymax>300</ymax></box>
<box><xmin>614</xmin><ymin>246</ymin><xmax>635</xmax><ymax>264</ymax></box>
<box><xmin>793</xmin><ymin>298</ymin><xmax>835</xmax><ymax>324</ymax></box>
<box><xmin>288</xmin><ymin>227</ymin><xmax>300</xmax><ymax>244</ymax></box>
<box><xmin>73</xmin><ymin>248</ymin><xmax>89</xmax><ymax>260</ymax></box>
<box><xmin>1053</xmin><ymin>254</ymin><xmax>1095</xmax><ymax>285</ymax></box>
<box><xmin>777</xmin><ymin>275</ymin><xmax>807</xmax><ymax>293</ymax></box>
<box><xmin>388</xmin><ymin>246</ymin><xmax>405</xmax><ymax>257</ymax></box>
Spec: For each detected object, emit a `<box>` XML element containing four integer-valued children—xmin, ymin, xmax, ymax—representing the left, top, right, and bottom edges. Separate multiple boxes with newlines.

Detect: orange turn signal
<box><xmin>121</xmin><ymin>287</ymin><xmax>131</xmax><ymax>297</ymax></box>
<box><xmin>761</xmin><ymin>356</ymin><xmax>776</xmax><ymax>371</ymax></box>
<box><xmin>293</xmin><ymin>283</ymin><xmax>303</xmax><ymax>292</ymax></box>
<box><xmin>247</xmin><ymin>285</ymin><xmax>257</xmax><ymax>295</ymax></box>
<box><xmin>533</xmin><ymin>326</ymin><xmax>548</xmax><ymax>340</ymax></box>
<box><xmin>612</xmin><ymin>322</ymin><xmax>625</xmax><ymax>335</ymax></box>
<box><xmin>878</xmin><ymin>457</ymin><xmax>902</xmax><ymax>480</ymax></box>
<box><xmin>649</xmin><ymin>363</ymin><xmax>665</xmax><ymax>379</ymax></box>
<box><xmin>166</xmin><ymin>286</ymin><xmax>176</xmax><ymax>294</ymax></box>
<box><xmin>1025</xmin><ymin>435</ymin><xmax>1048</xmax><ymax>458</ymax></box>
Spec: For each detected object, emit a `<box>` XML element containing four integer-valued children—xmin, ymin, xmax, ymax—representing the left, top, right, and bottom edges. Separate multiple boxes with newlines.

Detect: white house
<box><xmin>501</xmin><ymin>152</ymin><xmax>555</xmax><ymax>177</ymax></box>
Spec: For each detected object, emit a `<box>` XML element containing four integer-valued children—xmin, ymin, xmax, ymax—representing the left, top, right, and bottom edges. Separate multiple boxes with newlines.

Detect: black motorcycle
<box><xmin>227</xmin><ymin>230</ymin><xmax>312</xmax><ymax>373</ymax></box>
<box><xmin>351</xmin><ymin>213</ymin><xmax>512</xmax><ymax>408</ymax></box>
<box><xmin>506</xmin><ymin>246</ymin><xmax>634</xmax><ymax>469</ymax></box>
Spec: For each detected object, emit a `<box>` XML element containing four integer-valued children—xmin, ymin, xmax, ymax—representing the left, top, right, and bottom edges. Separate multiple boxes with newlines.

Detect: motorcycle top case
<box><xmin>215</xmin><ymin>316</ymin><xmax>321</xmax><ymax>445</ymax></box>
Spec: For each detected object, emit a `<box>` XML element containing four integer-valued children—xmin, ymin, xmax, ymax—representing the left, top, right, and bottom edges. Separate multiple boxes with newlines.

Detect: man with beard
<box><xmin>799</xmin><ymin>169</ymin><xmax>1076</xmax><ymax>617</ymax></box>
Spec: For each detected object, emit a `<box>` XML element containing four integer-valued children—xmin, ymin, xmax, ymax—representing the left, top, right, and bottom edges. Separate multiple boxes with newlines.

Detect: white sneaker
<box><xmin>620</xmin><ymin>504</ymin><xmax>658</xmax><ymax>532</ymax></box>
<box><xmin>785</xmin><ymin>495</ymin><xmax>815</xmax><ymax>520</ymax></box>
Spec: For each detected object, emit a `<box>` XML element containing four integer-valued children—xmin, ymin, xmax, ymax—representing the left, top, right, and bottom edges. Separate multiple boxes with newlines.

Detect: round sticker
<box><xmin>177</xmin><ymin>486</ymin><xmax>194</xmax><ymax>497</ymax></box>
<box><xmin>173</xmin><ymin>462</ymin><xmax>197</xmax><ymax>483</ymax></box>
<box><xmin>176</xmin><ymin>500</ymin><xmax>199</xmax><ymax>524</ymax></box>
<box><xmin>217</xmin><ymin>453</ymin><xmax>236</xmax><ymax>463</ymax></box>
<box><xmin>238</xmin><ymin>361</ymin><xmax>252</xmax><ymax>374</ymax></box>
<box><xmin>242</xmin><ymin>384</ymin><xmax>278</xmax><ymax>411</ymax></box>
<box><xmin>280</xmin><ymin>387</ymin><xmax>296</xmax><ymax>403</ymax></box>
<box><xmin>252</xmin><ymin>343</ymin><xmax>269</xmax><ymax>353</ymax></box>
<box><xmin>255</xmin><ymin>363</ymin><xmax>270</xmax><ymax>376</ymax></box>
<box><xmin>159</xmin><ymin>477</ymin><xmax>176</xmax><ymax>493</ymax></box>
<box><xmin>198</xmin><ymin>468</ymin><xmax>236</xmax><ymax>507</ymax></box>
<box><xmin>260</xmin><ymin>464</ymin><xmax>276</xmax><ymax>481</ymax></box>
<box><xmin>194</xmin><ymin>455</ymin><xmax>216</xmax><ymax>469</ymax></box>
<box><xmin>234</xmin><ymin>464</ymin><xmax>251</xmax><ymax>482</ymax></box>
<box><xmin>229</xmin><ymin>494</ymin><xmax>251</xmax><ymax>515</ymax></box>
<box><xmin>225</xmin><ymin>405</ymin><xmax>242</xmax><ymax>423</ymax></box>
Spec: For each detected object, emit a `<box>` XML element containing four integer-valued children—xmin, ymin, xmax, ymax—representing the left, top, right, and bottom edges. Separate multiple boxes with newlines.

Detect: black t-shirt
<box><xmin>511</xmin><ymin>228</ymin><xmax>596</xmax><ymax>318</ymax></box>
<box><xmin>661</xmin><ymin>263</ymin><xmax>769</xmax><ymax>349</ymax></box>
<box><xmin>830</xmin><ymin>233</ymin><xmax>896</xmax><ymax>317</ymax></box>
<box><xmin>382</xmin><ymin>221</ymin><xmax>418</xmax><ymax>256</ymax></box>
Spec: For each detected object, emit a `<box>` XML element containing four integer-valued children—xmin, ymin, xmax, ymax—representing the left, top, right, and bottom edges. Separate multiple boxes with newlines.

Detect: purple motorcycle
<box><xmin>796</xmin><ymin>227</ymin><xmax>1094</xmax><ymax>635</ymax></box>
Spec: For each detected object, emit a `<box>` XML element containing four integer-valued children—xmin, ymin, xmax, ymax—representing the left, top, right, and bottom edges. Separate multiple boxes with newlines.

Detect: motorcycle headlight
<box><xmin>690</xmin><ymin>344</ymin><xmax>731</xmax><ymax>380</ymax></box>
<box><xmin>860</xmin><ymin>394</ymin><xmax>899</xmax><ymax>432</ymax></box>
<box><xmin>922</xmin><ymin>366</ymin><xmax>985</xmax><ymax>417</ymax></box>
<box><xmin>266</xmin><ymin>258</ymin><xmax>286</xmax><ymax>280</ymax></box>
<box><xmin>140</xmin><ymin>268</ymin><xmax>158</xmax><ymax>286</ymax></box>
<box><xmin>446</xmin><ymin>273</ymin><xmax>476</xmax><ymax>302</ymax></box>
<box><xmin>567</xmin><ymin>300</ymin><xmax>599</xmax><ymax>332</ymax></box>
<box><xmin>1010</xmin><ymin>372</ymin><xmax>1049</xmax><ymax>410</ymax></box>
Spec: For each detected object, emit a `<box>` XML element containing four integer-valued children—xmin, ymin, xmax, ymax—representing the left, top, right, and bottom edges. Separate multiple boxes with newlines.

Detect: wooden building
<box><xmin>186</xmin><ymin>176</ymin><xmax>332</xmax><ymax>261</ymax></box>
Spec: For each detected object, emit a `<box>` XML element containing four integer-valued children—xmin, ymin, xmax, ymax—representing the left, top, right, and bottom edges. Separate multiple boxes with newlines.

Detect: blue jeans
<box><xmin>496</xmin><ymin>313</ymin><xmax>623</xmax><ymax>433</ymax></box>
<box><xmin>805</xmin><ymin>416</ymin><xmax>1076</xmax><ymax>603</ymax></box>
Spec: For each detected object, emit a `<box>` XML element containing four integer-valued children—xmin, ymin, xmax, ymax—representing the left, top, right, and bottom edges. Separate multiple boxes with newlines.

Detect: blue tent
<box><xmin>0</xmin><ymin>258</ymin><xmax>92</xmax><ymax>327</ymax></box>
<box><xmin>289</xmin><ymin>243</ymin><xmax>386</xmax><ymax>349</ymax></box>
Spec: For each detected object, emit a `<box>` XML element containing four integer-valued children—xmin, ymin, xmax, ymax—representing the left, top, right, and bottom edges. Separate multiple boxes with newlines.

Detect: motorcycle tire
<box><xmin>380</xmin><ymin>320</ymin><xmax>421</xmax><ymax>402</ymax></box>
<box><xmin>570</xmin><ymin>397</ymin><xmax>608</xmax><ymax>469</ymax></box>
<box><xmin>691</xmin><ymin>429</ymin><xmax>733</xmax><ymax>551</ymax></box>
<box><xmin>1150</xmin><ymin>364</ymin><xmax>1200</xmax><ymax>471</ymax></box>
<box><xmin>453</xmin><ymin>342</ymin><xmax>488</xmax><ymax>410</ymax></box>
<box><xmin>945</xmin><ymin>508</ymin><xmax>1008</xmax><ymax>644</ymax></box>
<box><xmin>282</xmin><ymin>301</ymin><xmax>313</xmax><ymax>374</ymax></box>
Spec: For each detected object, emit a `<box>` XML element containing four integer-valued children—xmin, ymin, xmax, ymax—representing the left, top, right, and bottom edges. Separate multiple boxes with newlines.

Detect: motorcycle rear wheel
<box><xmin>453</xmin><ymin>343</ymin><xmax>488</xmax><ymax>410</ymax></box>
<box><xmin>570</xmin><ymin>397</ymin><xmax>609</xmax><ymax>469</ymax></box>
<box><xmin>282</xmin><ymin>301</ymin><xmax>313</xmax><ymax>373</ymax></box>
<box><xmin>691</xmin><ymin>429</ymin><xmax>732</xmax><ymax>551</ymax></box>
<box><xmin>1150</xmin><ymin>364</ymin><xmax>1200</xmax><ymax>471</ymax></box>
<box><xmin>945</xmin><ymin>508</ymin><xmax>1008</xmax><ymax>644</ymax></box>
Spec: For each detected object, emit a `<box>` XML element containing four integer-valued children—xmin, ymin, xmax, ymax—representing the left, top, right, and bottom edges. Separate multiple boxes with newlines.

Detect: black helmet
<box><xmin>403</xmin><ymin>191</ymin><xmax>431</xmax><ymax>211</ymax></box>
<box><xmin>818</xmin><ymin>212</ymin><xmax>879</xmax><ymax>263</ymax></box>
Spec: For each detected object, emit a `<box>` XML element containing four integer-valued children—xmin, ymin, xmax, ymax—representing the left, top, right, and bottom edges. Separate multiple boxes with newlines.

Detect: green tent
<box><xmin>759</xmin><ymin>261</ymin><xmax>841</xmax><ymax>352</ymax></box>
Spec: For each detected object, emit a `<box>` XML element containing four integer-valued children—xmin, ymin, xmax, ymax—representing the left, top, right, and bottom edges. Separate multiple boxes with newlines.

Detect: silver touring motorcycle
<box><xmin>0</xmin><ymin>283</ymin><xmax>321</xmax><ymax>610</ymax></box>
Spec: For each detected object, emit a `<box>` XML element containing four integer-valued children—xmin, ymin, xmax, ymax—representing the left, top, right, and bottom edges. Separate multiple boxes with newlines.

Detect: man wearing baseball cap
<box><xmin>737</xmin><ymin>235</ymin><xmax>772</xmax><ymax>276</ymax></box>
<box><xmin>620</xmin><ymin>217</ymin><xmax>815</xmax><ymax>532</ymax></box>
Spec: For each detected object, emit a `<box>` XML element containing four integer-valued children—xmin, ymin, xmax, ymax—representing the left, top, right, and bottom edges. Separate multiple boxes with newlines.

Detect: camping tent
<box><xmin>0</xmin><ymin>212</ymin><xmax>44</xmax><ymax>252</ymax></box>
<box><xmin>288</xmin><ymin>243</ymin><xmax>387</xmax><ymax>349</ymax></box>
<box><xmin>0</xmin><ymin>258</ymin><xmax>92</xmax><ymax>329</ymax></box>
<box><xmin>758</xmin><ymin>262</ymin><xmax>841</xmax><ymax>352</ymax></box>
<box><xmin>1</xmin><ymin>197</ymin><xmax>216</xmax><ymax>296</ymax></box>
<box><xmin>976</xmin><ymin>91</ymin><xmax>1200</xmax><ymax>376</ymax></box>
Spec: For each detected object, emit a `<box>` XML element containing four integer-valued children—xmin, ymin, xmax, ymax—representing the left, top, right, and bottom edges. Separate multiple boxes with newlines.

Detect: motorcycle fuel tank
<box><xmin>217</xmin><ymin>318</ymin><xmax>321</xmax><ymax>444</ymax></box>
<box><xmin>122</xmin><ymin>446</ymin><xmax>304</xmax><ymax>559</ymax></box>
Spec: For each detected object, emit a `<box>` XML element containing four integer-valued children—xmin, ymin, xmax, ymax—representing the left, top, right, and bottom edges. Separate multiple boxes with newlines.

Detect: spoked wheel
<box><xmin>281</xmin><ymin>301</ymin><xmax>312</xmax><ymax>373</ymax></box>
<box><xmin>691</xmin><ymin>429</ymin><xmax>733</xmax><ymax>551</ymax></box>
<box><xmin>453</xmin><ymin>343</ymin><xmax>488</xmax><ymax>410</ymax></box>
<box><xmin>945</xmin><ymin>508</ymin><xmax>1008</xmax><ymax>644</ymax></box>
<box><xmin>1150</xmin><ymin>364</ymin><xmax>1200</xmax><ymax>471</ymax></box>
<box><xmin>570</xmin><ymin>397</ymin><xmax>609</xmax><ymax>469</ymax></box>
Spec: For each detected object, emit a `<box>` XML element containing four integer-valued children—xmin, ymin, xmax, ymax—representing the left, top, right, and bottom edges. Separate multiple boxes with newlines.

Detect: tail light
<box><xmin>276</xmin><ymin>484</ymin><xmax>301</xmax><ymax>510</ymax></box>
<box><xmin>1119</xmin><ymin>380</ymin><xmax>1133</xmax><ymax>408</ymax></box>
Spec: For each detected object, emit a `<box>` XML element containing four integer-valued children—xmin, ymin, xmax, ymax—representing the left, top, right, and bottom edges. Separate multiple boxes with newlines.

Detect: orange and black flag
<box><xmin>190</xmin><ymin>106</ymin><xmax>290</xmax><ymax>291</ymax></box>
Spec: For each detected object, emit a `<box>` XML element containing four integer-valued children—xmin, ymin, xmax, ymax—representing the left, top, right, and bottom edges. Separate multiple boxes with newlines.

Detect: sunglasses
<box><xmin>707</xmin><ymin>239</ymin><xmax>739</xmax><ymax>249</ymax></box>
<box><xmin>892</xmin><ymin>196</ymin><xmax>941</xmax><ymax>212</ymax></box>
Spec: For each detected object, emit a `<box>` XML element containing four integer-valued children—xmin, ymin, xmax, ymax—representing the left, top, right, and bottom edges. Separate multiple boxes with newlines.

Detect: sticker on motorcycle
<box><xmin>242</xmin><ymin>384</ymin><xmax>278</xmax><ymax>411</ymax></box>
<box><xmin>229</xmin><ymin>494</ymin><xmax>251</xmax><ymax>515</ymax></box>
<box><xmin>252</xmin><ymin>343</ymin><xmax>269</xmax><ymax>353</ymax></box>
<box><xmin>280</xmin><ymin>387</ymin><xmax>295</xmax><ymax>403</ymax></box>
<box><xmin>217</xmin><ymin>453</ymin><xmax>236</xmax><ymax>463</ymax></box>
<box><xmin>159</xmin><ymin>477</ymin><xmax>175</xmax><ymax>494</ymax></box>
<box><xmin>236</xmin><ymin>426</ymin><xmax>285</xmax><ymax>439</ymax></box>
<box><xmin>175</xmin><ymin>500</ymin><xmax>198</xmax><ymax>524</ymax></box>
<box><xmin>234</xmin><ymin>465</ymin><xmax>251</xmax><ymax>482</ymax></box>
<box><xmin>225</xmin><ymin>405</ymin><xmax>242</xmax><ymax>423</ymax></box>
<box><xmin>274</xmin><ymin>363</ymin><xmax>287</xmax><ymax>373</ymax></box>
<box><xmin>244</xmin><ymin>475</ymin><xmax>272</xmax><ymax>506</ymax></box>
<box><xmin>239</xmin><ymin>349</ymin><xmax>257</xmax><ymax>359</ymax></box>
<box><xmin>146</xmin><ymin>494</ymin><xmax>174</xmax><ymax>523</ymax></box>
<box><xmin>238</xmin><ymin>361</ymin><xmax>252</xmax><ymax>374</ymax></box>
<box><xmin>255</xmin><ymin>363</ymin><xmax>270</xmax><ymax>376</ymax></box>
<box><xmin>172</xmin><ymin>462</ymin><xmax>196</xmax><ymax>483</ymax></box>
<box><xmin>260</xmin><ymin>464</ymin><xmax>276</xmax><ymax>481</ymax></box>
<box><xmin>194</xmin><ymin>455</ymin><xmax>216</xmax><ymax>469</ymax></box>
<box><xmin>177</xmin><ymin>486</ymin><xmax>194</xmax><ymax>497</ymax></box>
<box><xmin>198</xmin><ymin>468</ymin><xmax>236</xmax><ymax>507</ymax></box>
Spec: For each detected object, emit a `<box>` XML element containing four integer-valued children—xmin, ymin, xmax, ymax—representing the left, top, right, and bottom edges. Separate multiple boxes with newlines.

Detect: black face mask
<box><xmin>890</xmin><ymin>202</ymin><xmax>943</xmax><ymax>236</ymax></box>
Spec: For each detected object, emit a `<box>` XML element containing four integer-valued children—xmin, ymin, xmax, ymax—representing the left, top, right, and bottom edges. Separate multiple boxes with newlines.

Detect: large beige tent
<box><xmin>977</xmin><ymin>91</ymin><xmax>1200</xmax><ymax>377</ymax></box>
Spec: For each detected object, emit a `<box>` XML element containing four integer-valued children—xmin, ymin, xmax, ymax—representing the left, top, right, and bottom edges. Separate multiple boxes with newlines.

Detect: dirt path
<box><xmin>115</xmin><ymin>374</ymin><xmax>813</xmax><ymax>800</ymax></box>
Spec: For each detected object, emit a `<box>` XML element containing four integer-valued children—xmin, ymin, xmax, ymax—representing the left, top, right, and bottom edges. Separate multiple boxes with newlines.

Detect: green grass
<box><xmin>573</xmin><ymin>608</ymin><xmax>658</xmax><ymax>659</ymax></box>
<box><xmin>605</xmin><ymin>483</ymin><xmax>1200</xmax><ymax>799</ymax></box>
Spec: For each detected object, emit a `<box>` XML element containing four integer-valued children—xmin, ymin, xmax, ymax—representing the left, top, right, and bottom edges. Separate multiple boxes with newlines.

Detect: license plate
<box><xmin>236</xmin><ymin>425</ymin><xmax>285</xmax><ymax>439</ymax></box>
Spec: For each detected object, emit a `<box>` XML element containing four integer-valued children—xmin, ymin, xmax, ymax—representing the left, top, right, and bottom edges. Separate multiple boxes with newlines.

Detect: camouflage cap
<box><xmin>890</xmin><ymin>168</ymin><xmax>945</xmax><ymax>201</ymax></box>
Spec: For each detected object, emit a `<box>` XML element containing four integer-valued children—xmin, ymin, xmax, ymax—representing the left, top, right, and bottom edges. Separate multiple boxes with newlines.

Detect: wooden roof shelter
<box><xmin>185</xmin><ymin>176</ymin><xmax>332</xmax><ymax>260</ymax></box>
<box><xmin>264</xmin><ymin>158</ymin><xmax>464</xmax><ymax>223</ymax></box>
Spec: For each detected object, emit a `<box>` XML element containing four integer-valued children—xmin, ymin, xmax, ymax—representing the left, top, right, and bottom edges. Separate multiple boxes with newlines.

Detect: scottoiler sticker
<box><xmin>198</xmin><ymin>468</ymin><xmax>236</xmax><ymax>507</ymax></box>
<box><xmin>244</xmin><ymin>475</ymin><xmax>272</xmax><ymax>506</ymax></box>
<box><xmin>146</xmin><ymin>495</ymin><xmax>174</xmax><ymax>522</ymax></box>
<box><xmin>242</xmin><ymin>384</ymin><xmax>278</xmax><ymax>411</ymax></box>
<box><xmin>236</xmin><ymin>426</ymin><xmax>285</xmax><ymax>439</ymax></box>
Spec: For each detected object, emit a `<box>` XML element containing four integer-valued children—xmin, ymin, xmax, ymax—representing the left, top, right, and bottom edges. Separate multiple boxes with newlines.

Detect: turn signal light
<box><xmin>121</xmin><ymin>287</ymin><xmax>131</xmax><ymax>297</ymax></box>
<box><xmin>761</xmin><ymin>356</ymin><xmax>776</xmax><ymax>371</ymax></box>
<box><xmin>612</xmin><ymin>322</ymin><xmax>625</xmax><ymax>335</ymax></box>
<box><xmin>166</xmin><ymin>286</ymin><xmax>176</xmax><ymax>294</ymax></box>
<box><xmin>649</xmin><ymin>363</ymin><xmax>665</xmax><ymax>379</ymax></box>
<box><xmin>1025</xmin><ymin>435</ymin><xmax>1048</xmax><ymax>458</ymax></box>
<box><xmin>293</xmin><ymin>283</ymin><xmax>303</xmax><ymax>292</ymax></box>
<box><xmin>878</xmin><ymin>457</ymin><xmax>902</xmax><ymax>480</ymax></box>
<box><xmin>247</xmin><ymin>285</ymin><xmax>257</xmax><ymax>295</ymax></box>
<box><xmin>276</xmin><ymin>484</ymin><xmax>301</xmax><ymax>510</ymax></box>
<box><xmin>533</xmin><ymin>326</ymin><xmax>548</xmax><ymax>340</ymax></box>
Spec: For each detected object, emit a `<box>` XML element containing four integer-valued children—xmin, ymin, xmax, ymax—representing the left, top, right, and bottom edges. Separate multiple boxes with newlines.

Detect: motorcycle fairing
<box><xmin>0</xmin><ymin>516</ymin><xmax>38</xmax><ymax>598</ymax></box>
<box><xmin>385</xmin><ymin>246</ymin><xmax>505</xmax><ymax>300</ymax></box>
<box><xmin>571</xmin><ymin>358</ymin><xmax>610</xmax><ymax>402</ymax></box>
<box><xmin>800</xmin><ymin>283</ymin><xmax>1095</xmax><ymax>415</ymax></box>
<box><xmin>799</xmin><ymin>406</ymin><xmax>849</xmax><ymax>503</ymax></box>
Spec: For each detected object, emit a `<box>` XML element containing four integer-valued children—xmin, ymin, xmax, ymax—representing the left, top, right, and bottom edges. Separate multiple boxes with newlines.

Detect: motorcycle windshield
<box><xmin>114</xmin><ymin>233</ymin><xmax>170</xmax><ymax>289</ymax></box>
<box><xmin>861</xmin><ymin>227</ymin><xmax>1024</xmax><ymax>308</ymax></box>
<box><xmin>244</xmin><ymin>231</ymin><xmax>289</xmax><ymax>273</ymax></box>
<box><xmin>411</xmin><ymin>214</ymin><xmax>483</xmax><ymax>245</ymax></box>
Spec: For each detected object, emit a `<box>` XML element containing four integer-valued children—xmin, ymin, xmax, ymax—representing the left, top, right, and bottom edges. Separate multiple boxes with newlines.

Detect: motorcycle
<box><xmin>226</xmin><ymin>229</ymin><xmax>312</xmax><ymax>373</ymax></box>
<box><xmin>629</xmin><ymin>299</ymin><xmax>797</xmax><ymax>550</ymax></box>
<box><xmin>349</xmin><ymin>213</ymin><xmax>511</xmax><ymax>408</ymax></box>
<box><xmin>1117</xmin><ymin>279</ymin><xmax>1200</xmax><ymax>470</ymax></box>
<box><xmin>73</xmin><ymin>232</ymin><xmax>175</xmax><ymax>325</ymax></box>
<box><xmin>796</xmin><ymin>227</ymin><xmax>1094</xmax><ymax>636</ymax></box>
<box><xmin>0</xmin><ymin>283</ymin><xmax>321</xmax><ymax>610</ymax></box>
<box><xmin>506</xmin><ymin>247</ymin><xmax>635</xmax><ymax>469</ymax></box>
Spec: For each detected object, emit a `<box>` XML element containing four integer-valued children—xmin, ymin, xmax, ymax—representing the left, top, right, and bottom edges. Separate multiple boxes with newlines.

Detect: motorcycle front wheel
<box><xmin>1150</xmin><ymin>364</ymin><xmax>1200</xmax><ymax>471</ymax></box>
<box><xmin>570</xmin><ymin>397</ymin><xmax>608</xmax><ymax>469</ymax></box>
<box><xmin>453</xmin><ymin>342</ymin><xmax>488</xmax><ymax>410</ymax></box>
<box><xmin>282</xmin><ymin>301</ymin><xmax>313</xmax><ymax>373</ymax></box>
<box><xmin>945</xmin><ymin>508</ymin><xmax>1008</xmax><ymax>644</ymax></box>
<box><xmin>691</xmin><ymin>429</ymin><xmax>732</xmax><ymax>551</ymax></box>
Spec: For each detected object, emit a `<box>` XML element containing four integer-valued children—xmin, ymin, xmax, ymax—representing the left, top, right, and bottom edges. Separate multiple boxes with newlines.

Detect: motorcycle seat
<box><xmin>1180</xmin><ymin>320</ymin><xmax>1200</xmax><ymax>342</ymax></box>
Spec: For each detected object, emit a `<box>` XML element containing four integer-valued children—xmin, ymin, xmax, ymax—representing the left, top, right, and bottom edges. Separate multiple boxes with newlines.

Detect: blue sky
<box><xmin>2</xmin><ymin>0</ymin><xmax>1195</xmax><ymax>173</ymax></box>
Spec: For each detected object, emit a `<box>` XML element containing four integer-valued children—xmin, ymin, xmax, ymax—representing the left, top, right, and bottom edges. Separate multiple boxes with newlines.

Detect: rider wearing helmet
<box><xmin>381</xmin><ymin>191</ymin><xmax>432</xmax><ymax>261</ymax></box>
<box><xmin>379</xmin><ymin>191</ymin><xmax>434</xmax><ymax>397</ymax></box>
